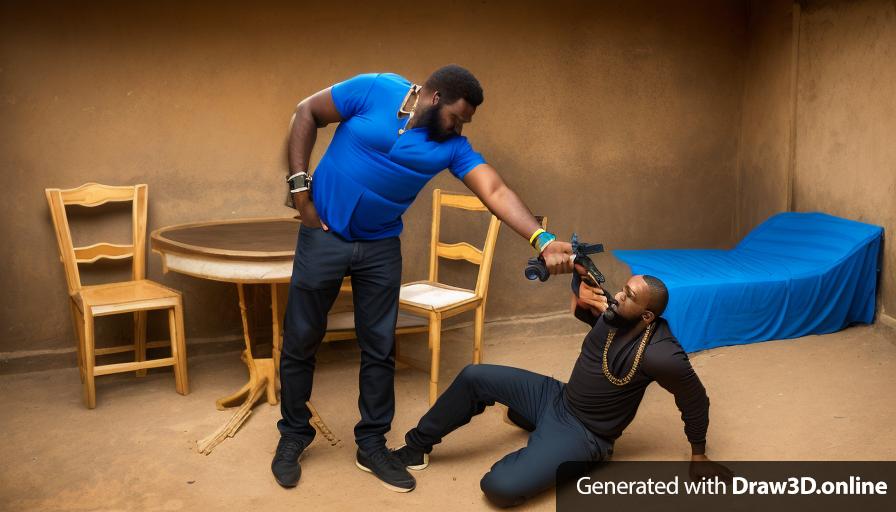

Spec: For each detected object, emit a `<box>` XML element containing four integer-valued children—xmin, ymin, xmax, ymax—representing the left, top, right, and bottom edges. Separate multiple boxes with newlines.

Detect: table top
<box><xmin>151</xmin><ymin>217</ymin><xmax>300</xmax><ymax>262</ymax></box>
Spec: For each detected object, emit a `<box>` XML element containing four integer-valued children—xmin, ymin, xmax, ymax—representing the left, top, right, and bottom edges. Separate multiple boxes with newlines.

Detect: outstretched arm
<box><xmin>463</xmin><ymin>164</ymin><xmax>573</xmax><ymax>274</ymax></box>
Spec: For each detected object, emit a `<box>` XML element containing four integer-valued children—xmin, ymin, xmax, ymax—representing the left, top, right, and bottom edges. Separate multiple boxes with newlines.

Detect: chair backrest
<box><xmin>45</xmin><ymin>183</ymin><xmax>149</xmax><ymax>295</ymax></box>
<box><xmin>428</xmin><ymin>189</ymin><xmax>502</xmax><ymax>298</ymax></box>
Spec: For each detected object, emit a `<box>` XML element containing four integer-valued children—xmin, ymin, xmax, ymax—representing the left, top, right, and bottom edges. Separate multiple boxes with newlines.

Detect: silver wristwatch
<box><xmin>286</xmin><ymin>171</ymin><xmax>312</xmax><ymax>193</ymax></box>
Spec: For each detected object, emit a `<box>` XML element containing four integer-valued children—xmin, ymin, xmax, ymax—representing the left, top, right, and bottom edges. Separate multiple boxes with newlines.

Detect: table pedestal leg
<box><xmin>197</xmin><ymin>283</ymin><xmax>337</xmax><ymax>455</ymax></box>
<box><xmin>214</xmin><ymin>351</ymin><xmax>278</xmax><ymax>410</ymax></box>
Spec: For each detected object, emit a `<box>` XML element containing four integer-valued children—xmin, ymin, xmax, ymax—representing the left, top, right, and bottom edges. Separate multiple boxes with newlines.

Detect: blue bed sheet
<box><xmin>614</xmin><ymin>212</ymin><xmax>883</xmax><ymax>352</ymax></box>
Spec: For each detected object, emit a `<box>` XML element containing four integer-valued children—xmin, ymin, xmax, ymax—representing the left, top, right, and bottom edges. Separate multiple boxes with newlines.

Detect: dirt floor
<box><xmin>1</xmin><ymin>316</ymin><xmax>895</xmax><ymax>511</ymax></box>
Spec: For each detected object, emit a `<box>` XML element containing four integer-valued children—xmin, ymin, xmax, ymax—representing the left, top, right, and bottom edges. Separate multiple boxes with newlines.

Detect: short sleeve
<box><xmin>448</xmin><ymin>137</ymin><xmax>486</xmax><ymax>180</ymax></box>
<box><xmin>331</xmin><ymin>73</ymin><xmax>378</xmax><ymax>119</ymax></box>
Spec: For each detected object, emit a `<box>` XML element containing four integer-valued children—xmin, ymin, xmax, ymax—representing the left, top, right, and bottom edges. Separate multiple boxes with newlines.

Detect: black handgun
<box><xmin>524</xmin><ymin>233</ymin><xmax>618</xmax><ymax>307</ymax></box>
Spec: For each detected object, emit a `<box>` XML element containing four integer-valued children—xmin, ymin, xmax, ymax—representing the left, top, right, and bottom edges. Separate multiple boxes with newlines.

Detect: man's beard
<box><xmin>415</xmin><ymin>103</ymin><xmax>456</xmax><ymax>142</ymax></box>
<box><xmin>602</xmin><ymin>307</ymin><xmax>641</xmax><ymax>329</ymax></box>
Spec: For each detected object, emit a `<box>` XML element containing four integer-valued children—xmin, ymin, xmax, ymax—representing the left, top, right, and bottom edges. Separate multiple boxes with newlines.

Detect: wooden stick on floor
<box><xmin>196</xmin><ymin>395</ymin><xmax>341</xmax><ymax>455</ymax></box>
<box><xmin>307</xmin><ymin>400</ymin><xmax>341</xmax><ymax>447</ymax></box>
<box><xmin>197</xmin><ymin>379</ymin><xmax>266</xmax><ymax>455</ymax></box>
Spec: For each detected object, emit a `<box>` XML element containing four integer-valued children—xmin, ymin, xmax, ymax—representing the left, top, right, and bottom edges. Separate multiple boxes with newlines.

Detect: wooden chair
<box><xmin>399</xmin><ymin>189</ymin><xmax>501</xmax><ymax>404</ymax></box>
<box><xmin>46</xmin><ymin>183</ymin><xmax>189</xmax><ymax>408</ymax></box>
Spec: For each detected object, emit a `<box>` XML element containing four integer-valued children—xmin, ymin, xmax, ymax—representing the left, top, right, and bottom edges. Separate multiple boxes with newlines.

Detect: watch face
<box><xmin>289</xmin><ymin>173</ymin><xmax>310</xmax><ymax>191</ymax></box>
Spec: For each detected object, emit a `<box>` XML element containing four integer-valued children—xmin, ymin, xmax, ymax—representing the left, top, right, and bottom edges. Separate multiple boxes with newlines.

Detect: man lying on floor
<box><xmin>390</xmin><ymin>272</ymin><xmax>729</xmax><ymax>507</ymax></box>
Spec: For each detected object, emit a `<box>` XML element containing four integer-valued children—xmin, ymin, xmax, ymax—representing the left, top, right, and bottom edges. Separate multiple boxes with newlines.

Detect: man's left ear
<box><xmin>431</xmin><ymin>91</ymin><xmax>441</xmax><ymax>105</ymax></box>
<box><xmin>642</xmin><ymin>310</ymin><xmax>655</xmax><ymax>323</ymax></box>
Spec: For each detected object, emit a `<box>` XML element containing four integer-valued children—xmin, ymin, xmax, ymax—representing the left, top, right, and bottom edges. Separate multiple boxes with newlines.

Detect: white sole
<box><xmin>406</xmin><ymin>454</ymin><xmax>429</xmax><ymax>471</ymax></box>
<box><xmin>355</xmin><ymin>460</ymin><xmax>416</xmax><ymax>493</ymax></box>
<box><xmin>394</xmin><ymin>445</ymin><xmax>430</xmax><ymax>470</ymax></box>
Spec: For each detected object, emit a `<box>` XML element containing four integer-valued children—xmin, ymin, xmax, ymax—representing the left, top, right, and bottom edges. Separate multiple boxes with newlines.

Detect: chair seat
<box><xmin>399</xmin><ymin>282</ymin><xmax>478</xmax><ymax>311</ymax></box>
<box><xmin>74</xmin><ymin>279</ymin><xmax>180</xmax><ymax>315</ymax></box>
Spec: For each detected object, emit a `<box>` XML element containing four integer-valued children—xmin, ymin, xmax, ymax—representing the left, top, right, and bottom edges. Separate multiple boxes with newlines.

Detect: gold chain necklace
<box><xmin>602</xmin><ymin>323</ymin><xmax>653</xmax><ymax>386</ymax></box>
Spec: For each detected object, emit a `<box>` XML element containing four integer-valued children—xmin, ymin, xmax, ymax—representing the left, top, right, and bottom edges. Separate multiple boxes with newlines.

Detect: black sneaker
<box><xmin>356</xmin><ymin>447</ymin><xmax>416</xmax><ymax>492</ymax></box>
<box><xmin>271</xmin><ymin>437</ymin><xmax>306</xmax><ymax>488</ymax></box>
<box><xmin>392</xmin><ymin>444</ymin><xmax>429</xmax><ymax>470</ymax></box>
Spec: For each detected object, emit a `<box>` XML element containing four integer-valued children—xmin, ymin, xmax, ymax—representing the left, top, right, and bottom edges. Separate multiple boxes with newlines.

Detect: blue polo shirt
<box><xmin>310</xmin><ymin>73</ymin><xmax>486</xmax><ymax>240</ymax></box>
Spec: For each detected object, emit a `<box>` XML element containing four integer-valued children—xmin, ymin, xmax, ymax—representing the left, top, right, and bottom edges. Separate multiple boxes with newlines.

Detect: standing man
<box><xmin>272</xmin><ymin>65</ymin><xmax>573</xmax><ymax>492</ymax></box>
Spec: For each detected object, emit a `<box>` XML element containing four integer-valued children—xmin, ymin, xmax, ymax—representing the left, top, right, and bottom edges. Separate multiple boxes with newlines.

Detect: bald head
<box><xmin>611</xmin><ymin>274</ymin><xmax>668</xmax><ymax>327</ymax></box>
<box><xmin>641</xmin><ymin>275</ymin><xmax>668</xmax><ymax>316</ymax></box>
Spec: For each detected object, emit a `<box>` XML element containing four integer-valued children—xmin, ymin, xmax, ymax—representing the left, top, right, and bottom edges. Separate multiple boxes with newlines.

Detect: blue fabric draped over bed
<box><xmin>614</xmin><ymin>212</ymin><xmax>883</xmax><ymax>352</ymax></box>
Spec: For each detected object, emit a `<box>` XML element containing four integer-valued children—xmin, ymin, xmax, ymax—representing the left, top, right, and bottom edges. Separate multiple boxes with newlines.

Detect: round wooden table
<box><xmin>151</xmin><ymin>217</ymin><xmax>337</xmax><ymax>453</ymax></box>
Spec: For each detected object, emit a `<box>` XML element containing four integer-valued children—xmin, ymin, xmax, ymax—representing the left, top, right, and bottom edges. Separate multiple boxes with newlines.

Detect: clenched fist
<box><xmin>541</xmin><ymin>241</ymin><xmax>574</xmax><ymax>275</ymax></box>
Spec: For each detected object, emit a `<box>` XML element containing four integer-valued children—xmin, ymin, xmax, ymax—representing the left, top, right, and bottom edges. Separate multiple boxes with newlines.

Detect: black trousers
<box><xmin>405</xmin><ymin>364</ymin><xmax>614</xmax><ymax>508</ymax></box>
<box><xmin>277</xmin><ymin>225</ymin><xmax>402</xmax><ymax>452</ymax></box>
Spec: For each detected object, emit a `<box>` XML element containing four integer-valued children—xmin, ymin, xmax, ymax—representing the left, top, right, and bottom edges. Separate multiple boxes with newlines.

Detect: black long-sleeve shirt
<box><xmin>563</xmin><ymin>307</ymin><xmax>710</xmax><ymax>454</ymax></box>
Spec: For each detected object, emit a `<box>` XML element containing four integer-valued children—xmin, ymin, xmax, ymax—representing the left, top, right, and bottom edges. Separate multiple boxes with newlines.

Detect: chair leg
<box><xmin>168</xmin><ymin>305</ymin><xmax>189</xmax><ymax>396</ymax></box>
<box><xmin>428</xmin><ymin>314</ymin><xmax>442</xmax><ymax>406</ymax></box>
<box><xmin>133</xmin><ymin>310</ymin><xmax>148</xmax><ymax>377</ymax></box>
<box><xmin>82</xmin><ymin>311</ymin><xmax>97</xmax><ymax>409</ymax></box>
<box><xmin>473</xmin><ymin>305</ymin><xmax>485</xmax><ymax>364</ymax></box>
<box><xmin>270</xmin><ymin>283</ymin><xmax>282</xmax><ymax>372</ymax></box>
<box><xmin>69</xmin><ymin>301</ymin><xmax>86</xmax><ymax>383</ymax></box>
